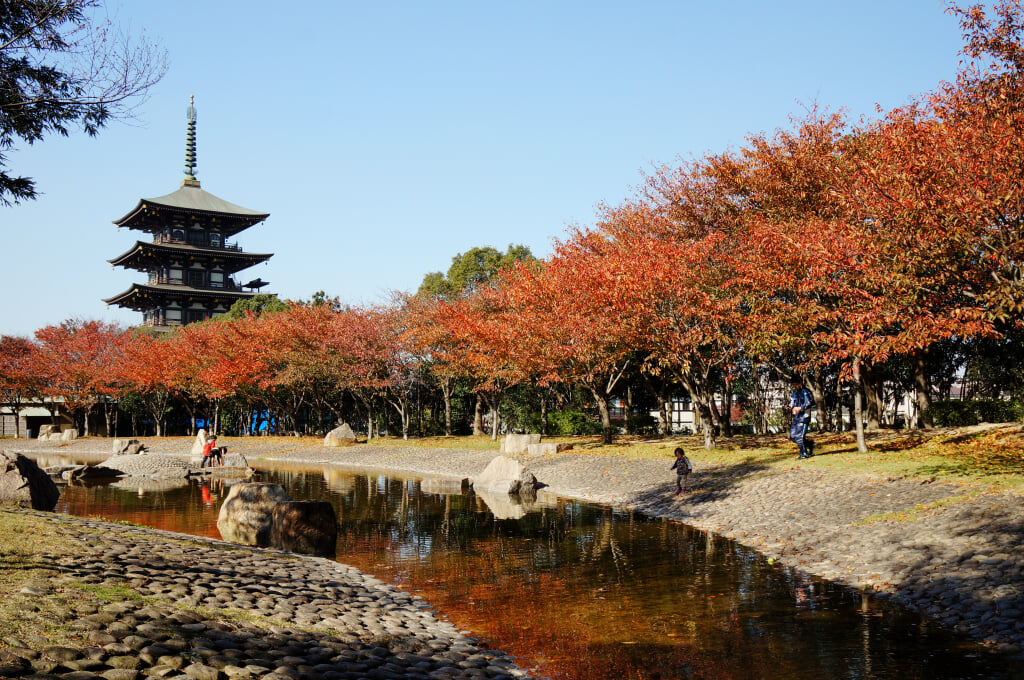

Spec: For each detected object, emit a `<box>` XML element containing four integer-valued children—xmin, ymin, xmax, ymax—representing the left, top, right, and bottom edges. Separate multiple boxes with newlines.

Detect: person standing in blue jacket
<box><xmin>789</xmin><ymin>377</ymin><xmax>815</xmax><ymax>459</ymax></box>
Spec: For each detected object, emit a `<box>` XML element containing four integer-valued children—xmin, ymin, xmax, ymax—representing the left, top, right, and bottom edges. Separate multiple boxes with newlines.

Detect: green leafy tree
<box><xmin>218</xmin><ymin>294</ymin><xmax>287</xmax><ymax>320</ymax></box>
<box><xmin>417</xmin><ymin>244</ymin><xmax>535</xmax><ymax>434</ymax></box>
<box><xmin>419</xmin><ymin>244</ymin><xmax>534</xmax><ymax>299</ymax></box>
<box><xmin>1</xmin><ymin>0</ymin><xmax>167</xmax><ymax>205</ymax></box>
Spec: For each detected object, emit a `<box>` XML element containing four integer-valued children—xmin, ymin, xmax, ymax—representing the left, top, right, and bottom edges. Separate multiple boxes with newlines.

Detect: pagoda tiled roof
<box><xmin>103</xmin><ymin>283</ymin><xmax>256</xmax><ymax>310</ymax></box>
<box><xmin>113</xmin><ymin>184</ymin><xmax>269</xmax><ymax>228</ymax></box>
<box><xmin>108</xmin><ymin>240</ymin><xmax>272</xmax><ymax>273</ymax></box>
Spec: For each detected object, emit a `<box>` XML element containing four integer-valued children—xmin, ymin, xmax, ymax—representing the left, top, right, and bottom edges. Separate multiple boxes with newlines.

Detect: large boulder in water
<box><xmin>0</xmin><ymin>450</ymin><xmax>59</xmax><ymax>511</ymax></box>
<box><xmin>472</xmin><ymin>455</ymin><xmax>541</xmax><ymax>497</ymax></box>
<box><xmin>269</xmin><ymin>500</ymin><xmax>338</xmax><ymax>557</ymax></box>
<box><xmin>98</xmin><ymin>454</ymin><xmax>194</xmax><ymax>479</ymax></box>
<box><xmin>217</xmin><ymin>482</ymin><xmax>292</xmax><ymax>546</ymax></box>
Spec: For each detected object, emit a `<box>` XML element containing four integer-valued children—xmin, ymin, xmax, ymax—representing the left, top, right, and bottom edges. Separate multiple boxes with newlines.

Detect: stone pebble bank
<box><xmin>3</xmin><ymin>509</ymin><xmax>528</xmax><ymax>680</ymax></box>
<box><xmin>8</xmin><ymin>435</ymin><xmax>1024</xmax><ymax>665</ymax></box>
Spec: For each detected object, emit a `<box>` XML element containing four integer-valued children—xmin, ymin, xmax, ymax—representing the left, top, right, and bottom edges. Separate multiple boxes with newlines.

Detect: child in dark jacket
<box><xmin>670</xmin><ymin>447</ymin><xmax>692</xmax><ymax>494</ymax></box>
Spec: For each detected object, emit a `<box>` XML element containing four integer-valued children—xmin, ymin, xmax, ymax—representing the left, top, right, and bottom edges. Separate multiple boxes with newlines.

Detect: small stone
<box><xmin>63</xmin><ymin>672</ymin><xmax>104</xmax><ymax>680</ymax></box>
<box><xmin>107</xmin><ymin>655</ymin><xmax>143</xmax><ymax>670</ymax></box>
<box><xmin>43</xmin><ymin>646</ymin><xmax>83</xmax><ymax>662</ymax></box>
<box><xmin>157</xmin><ymin>655</ymin><xmax>186</xmax><ymax>670</ymax></box>
<box><xmin>183</xmin><ymin>662</ymin><xmax>223</xmax><ymax>680</ymax></box>
<box><xmin>101</xmin><ymin>669</ymin><xmax>141</xmax><ymax>680</ymax></box>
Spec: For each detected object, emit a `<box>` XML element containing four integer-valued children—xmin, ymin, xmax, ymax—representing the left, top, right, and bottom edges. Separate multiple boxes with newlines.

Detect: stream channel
<box><xmin>36</xmin><ymin>454</ymin><xmax>1024</xmax><ymax>680</ymax></box>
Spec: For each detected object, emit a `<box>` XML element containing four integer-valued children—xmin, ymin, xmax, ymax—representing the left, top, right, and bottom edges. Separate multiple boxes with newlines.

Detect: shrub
<box><xmin>548</xmin><ymin>410</ymin><xmax>602</xmax><ymax>436</ymax></box>
<box><xmin>974</xmin><ymin>399</ymin><xmax>1024</xmax><ymax>423</ymax></box>
<box><xmin>630</xmin><ymin>413</ymin><xmax>660</xmax><ymax>436</ymax></box>
<box><xmin>930</xmin><ymin>399</ymin><xmax>1023</xmax><ymax>427</ymax></box>
<box><xmin>519</xmin><ymin>412</ymin><xmax>543</xmax><ymax>434</ymax></box>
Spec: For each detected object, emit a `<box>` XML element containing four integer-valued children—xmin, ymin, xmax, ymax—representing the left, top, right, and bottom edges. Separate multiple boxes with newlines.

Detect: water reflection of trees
<box><xmin>55</xmin><ymin>464</ymin><xmax>1016</xmax><ymax>680</ymax></box>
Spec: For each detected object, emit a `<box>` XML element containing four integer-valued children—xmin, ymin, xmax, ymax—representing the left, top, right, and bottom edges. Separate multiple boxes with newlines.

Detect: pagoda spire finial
<box><xmin>182</xmin><ymin>95</ymin><xmax>200</xmax><ymax>187</ymax></box>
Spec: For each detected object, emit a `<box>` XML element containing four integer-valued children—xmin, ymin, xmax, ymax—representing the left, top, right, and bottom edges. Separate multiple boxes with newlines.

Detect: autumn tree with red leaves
<box><xmin>0</xmin><ymin>335</ymin><xmax>42</xmax><ymax>437</ymax></box>
<box><xmin>482</xmin><ymin>237</ymin><xmax>637</xmax><ymax>444</ymax></box>
<box><xmin>118</xmin><ymin>330</ymin><xmax>178</xmax><ymax>436</ymax></box>
<box><xmin>34</xmin><ymin>319</ymin><xmax>125</xmax><ymax>436</ymax></box>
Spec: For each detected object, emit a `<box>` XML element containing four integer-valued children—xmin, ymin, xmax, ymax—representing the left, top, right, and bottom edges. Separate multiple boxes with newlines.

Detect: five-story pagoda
<box><xmin>104</xmin><ymin>98</ymin><xmax>273</xmax><ymax>329</ymax></box>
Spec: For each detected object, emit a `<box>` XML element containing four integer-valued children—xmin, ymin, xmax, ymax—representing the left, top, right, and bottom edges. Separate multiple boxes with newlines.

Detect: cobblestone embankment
<box><xmin>3</xmin><ymin>509</ymin><xmax>529</xmax><ymax>680</ymax></box>
<box><xmin>8</xmin><ymin>436</ymin><xmax>1024</xmax><ymax>660</ymax></box>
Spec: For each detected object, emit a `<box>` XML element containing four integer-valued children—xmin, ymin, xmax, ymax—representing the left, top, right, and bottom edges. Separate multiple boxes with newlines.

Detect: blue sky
<box><xmin>2</xmin><ymin>1</ymin><xmax>965</xmax><ymax>337</ymax></box>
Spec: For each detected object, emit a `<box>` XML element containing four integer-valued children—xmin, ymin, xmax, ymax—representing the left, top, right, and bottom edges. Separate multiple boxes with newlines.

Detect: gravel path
<box><xmin>9</xmin><ymin>435</ymin><xmax>1024</xmax><ymax>661</ymax></box>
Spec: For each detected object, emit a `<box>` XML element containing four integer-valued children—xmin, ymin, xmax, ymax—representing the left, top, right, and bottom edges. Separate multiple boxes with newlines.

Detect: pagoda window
<box><xmin>169</xmin><ymin>268</ymin><xmax>183</xmax><ymax>284</ymax></box>
<box><xmin>210</xmin><ymin>271</ymin><xmax>224</xmax><ymax>288</ymax></box>
<box><xmin>187</xmin><ymin>270</ymin><xmax>205</xmax><ymax>288</ymax></box>
<box><xmin>210</xmin><ymin>232</ymin><xmax>222</xmax><ymax>247</ymax></box>
<box><xmin>186</xmin><ymin>309</ymin><xmax>210</xmax><ymax>324</ymax></box>
<box><xmin>172</xmin><ymin>228</ymin><xmax>185</xmax><ymax>242</ymax></box>
<box><xmin>165</xmin><ymin>308</ymin><xmax>182</xmax><ymax>324</ymax></box>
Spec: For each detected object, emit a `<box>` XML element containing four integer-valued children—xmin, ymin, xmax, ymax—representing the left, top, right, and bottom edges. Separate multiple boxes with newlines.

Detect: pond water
<box><xmin>44</xmin><ymin>456</ymin><xmax>1023</xmax><ymax>680</ymax></box>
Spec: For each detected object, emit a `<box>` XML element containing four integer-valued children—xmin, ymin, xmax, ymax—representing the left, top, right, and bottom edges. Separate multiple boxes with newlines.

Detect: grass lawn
<box><xmin>0</xmin><ymin>511</ymin><xmax>85</xmax><ymax>644</ymax></box>
<box><xmin>369</xmin><ymin>422</ymin><xmax>1024</xmax><ymax>489</ymax></box>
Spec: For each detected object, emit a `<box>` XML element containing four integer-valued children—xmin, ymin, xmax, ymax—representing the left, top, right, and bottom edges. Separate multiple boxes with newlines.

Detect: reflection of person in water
<box><xmin>793</xmin><ymin>575</ymin><xmax>816</xmax><ymax>607</ymax></box>
<box><xmin>201</xmin><ymin>483</ymin><xmax>213</xmax><ymax>507</ymax></box>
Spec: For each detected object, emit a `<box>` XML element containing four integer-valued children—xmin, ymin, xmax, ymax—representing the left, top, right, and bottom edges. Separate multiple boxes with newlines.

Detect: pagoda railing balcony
<box><xmin>152</xmin><ymin>235</ymin><xmax>243</xmax><ymax>252</ymax></box>
<box><xmin>140</xmin><ymin>319</ymin><xmax>180</xmax><ymax>330</ymax></box>
<box><xmin>146</xmin><ymin>274</ymin><xmax>243</xmax><ymax>291</ymax></box>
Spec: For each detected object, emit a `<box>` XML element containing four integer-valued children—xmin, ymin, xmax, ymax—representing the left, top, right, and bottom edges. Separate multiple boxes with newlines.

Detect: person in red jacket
<box><xmin>201</xmin><ymin>435</ymin><xmax>224</xmax><ymax>468</ymax></box>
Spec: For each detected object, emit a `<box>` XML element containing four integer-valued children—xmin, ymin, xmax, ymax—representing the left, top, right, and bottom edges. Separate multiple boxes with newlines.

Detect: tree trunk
<box><xmin>472</xmin><ymin>393</ymin><xmax>485</xmax><ymax>436</ymax></box>
<box><xmin>590</xmin><ymin>387</ymin><xmax>614</xmax><ymax>445</ymax></box>
<box><xmin>625</xmin><ymin>386</ymin><xmax>635</xmax><ymax>435</ymax></box>
<box><xmin>642</xmin><ymin>373</ymin><xmax>673</xmax><ymax>437</ymax></box>
<box><xmin>416</xmin><ymin>384</ymin><xmax>423</xmax><ymax>438</ymax></box>
<box><xmin>835</xmin><ymin>375</ymin><xmax>846</xmax><ymax>432</ymax></box>
<box><xmin>804</xmin><ymin>372</ymin><xmax>831</xmax><ymax>432</ymax></box>
<box><xmin>699</xmin><ymin>403</ymin><xmax>717</xmax><ymax>449</ymax></box>
<box><xmin>487</xmin><ymin>390</ymin><xmax>503</xmax><ymax>441</ymax></box>
<box><xmin>540</xmin><ymin>391</ymin><xmax>548</xmax><ymax>436</ymax></box>
<box><xmin>721</xmin><ymin>375</ymin><xmax>733</xmax><ymax>438</ymax></box>
<box><xmin>752</xmin><ymin>363</ymin><xmax>769</xmax><ymax>435</ymax></box>
<box><xmin>660</xmin><ymin>395</ymin><xmax>672</xmax><ymax>436</ymax></box>
<box><xmin>103</xmin><ymin>401</ymin><xmax>113</xmax><ymax>437</ymax></box>
<box><xmin>914</xmin><ymin>350</ymin><xmax>934</xmax><ymax>428</ymax></box>
<box><xmin>394</xmin><ymin>400</ymin><xmax>410</xmax><ymax>440</ymax></box>
<box><xmin>441</xmin><ymin>378</ymin><xmax>453</xmax><ymax>437</ymax></box>
<box><xmin>853</xmin><ymin>356</ymin><xmax>867</xmax><ymax>453</ymax></box>
<box><xmin>677</xmin><ymin>369</ymin><xmax>717</xmax><ymax>450</ymax></box>
<box><xmin>862</xmin><ymin>363</ymin><xmax>883</xmax><ymax>430</ymax></box>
